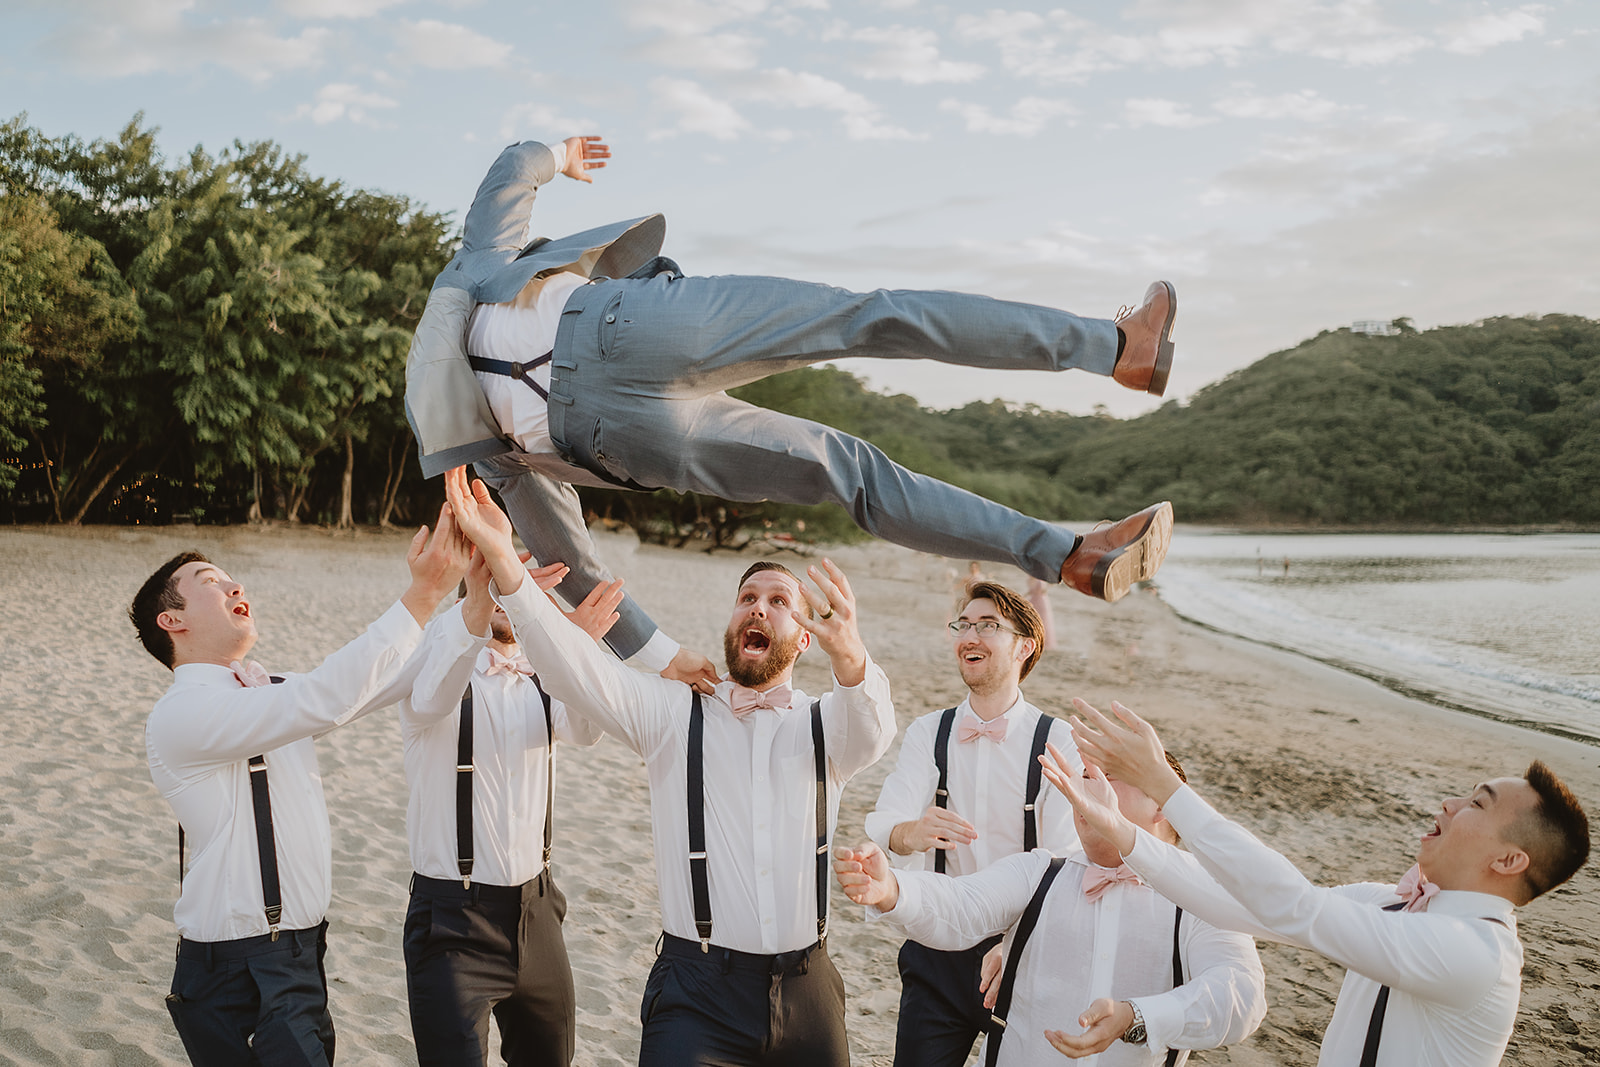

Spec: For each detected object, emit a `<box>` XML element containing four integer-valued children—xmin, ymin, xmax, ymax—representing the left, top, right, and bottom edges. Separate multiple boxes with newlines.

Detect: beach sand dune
<box><xmin>0</xmin><ymin>524</ymin><xmax>1595</xmax><ymax>1065</ymax></box>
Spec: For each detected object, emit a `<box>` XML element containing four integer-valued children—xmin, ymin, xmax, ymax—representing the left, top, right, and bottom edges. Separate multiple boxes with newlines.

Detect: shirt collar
<box><xmin>170</xmin><ymin>662</ymin><xmax>250</xmax><ymax>687</ymax></box>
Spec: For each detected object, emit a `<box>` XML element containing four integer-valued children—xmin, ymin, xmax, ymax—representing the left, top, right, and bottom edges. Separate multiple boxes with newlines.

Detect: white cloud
<box><xmin>1213</xmin><ymin>87</ymin><xmax>1346</xmax><ymax>122</ymax></box>
<box><xmin>498</xmin><ymin>104</ymin><xmax>600</xmax><ymax>143</ymax></box>
<box><xmin>940</xmin><ymin>96</ymin><xmax>1075</xmax><ymax>136</ymax></box>
<box><xmin>1440</xmin><ymin>5</ymin><xmax>1546</xmax><ymax>55</ymax></box>
<box><xmin>392</xmin><ymin>19</ymin><xmax>512</xmax><ymax>69</ymax></box>
<box><xmin>649</xmin><ymin>76</ymin><xmax>753</xmax><ymax>140</ymax></box>
<box><xmin>624</xmin><ymin>0</ymin><xmax>770</xmax><ymax>35</ymax></box>
<box><xmin>292</xmin><ymin>82</ymin><xmax>399</xmax><ymax>125</ymax></box>
<box><xmin>742</xmin><ymin>67</ymin><xmax>921</xmax><ymax>140</ymax></box>
<box><xmin>1123</xmin><ymin>98</ymin><xmax>1214</xmax><ymax>128</ymax></box>
<box><xmin>847</xmin><ymin>25</ymin><xmax>984</xmax><ymax>84</ymax></box>
<box><xmin>1202</xmin><ymin>116</ymin><xmax>1452</xmax><ymax>204</ymax></box>
<box><xmin>43</xmin><ymin>0</ymin><xmax>328</xmax><ymax>80</ymax></box>
<box><xmin>621</xmin><ymin>0</ymin><xmax>767</xmax><ymax>71</ymax></box>
<box><xmin>278</xmin><ymin>0</ymin><xmax>403</xmax><ymax>18</ymax></box>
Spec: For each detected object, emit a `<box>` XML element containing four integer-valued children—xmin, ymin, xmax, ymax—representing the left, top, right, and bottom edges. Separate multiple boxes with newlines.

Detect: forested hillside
<box><xmin>4</xmin><ymin>114</ymin><xmax>1597</xmax><ymax>534</ymax></box>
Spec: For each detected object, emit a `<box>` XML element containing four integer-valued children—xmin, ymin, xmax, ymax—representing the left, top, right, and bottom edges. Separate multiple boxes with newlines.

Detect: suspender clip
<box><xmin>543</xmin><ymin>846</ymin><xmax>553</xmax><ymax>866</ymax></box>
<box><xmin>935</xmin><ymin>788</ymin><xmax>949</xmax><ymax>798</ymax></box>
<box><xmin>1023</xmin><ymin>803</ymin><xmax>1035</xmax><ymax>812</ymax></box>
<box><xmin>989</xmin><ymin>1014</ymin><xmax>1007</xmax><ymax>1030</ymax></box>
<box><xmin>456</xmin><ymin>764</ymin><xmax>473</xmax><ymax>773</ymax></box>
<box><xmin>266</xmin><ymin>904</ymin><xmax>282</xmax><ymax>942</ymax></box>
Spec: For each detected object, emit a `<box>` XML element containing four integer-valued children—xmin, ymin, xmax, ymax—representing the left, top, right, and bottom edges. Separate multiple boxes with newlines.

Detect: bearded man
<box><xmin>440</xmin><ymin>466</ymin><xmax>897</xmax><ymax>1067</ymax></box>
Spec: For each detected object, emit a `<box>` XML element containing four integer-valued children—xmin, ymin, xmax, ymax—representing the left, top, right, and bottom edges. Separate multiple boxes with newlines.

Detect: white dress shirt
<box><xmin>493</xmin><ymin>576</ymin><xmax>897</xmax><ymax>954</ymax></box>
<box><xmin>878</xmin><ymin>848</ymin><xmax>1267</xmax><ymax>1067</ymax></box>
<box><xmin>400</xmin><ymin>605</ymin><xmax>604</xmax><ymax>885</ymax></box>
<box><xmin>865</xmin><ymin>696</ymin><xmax>1080</xmax><ymax>875</ymax></box>
<box><xmin>145</xmin><ymin>602</ymin><xmax>463</xmax><ymax>941</ymax></box>
<box><xmin>1124</xmin><ymin>785</ymin><xmax>1522</xmax><ymax>1067</ymax></box>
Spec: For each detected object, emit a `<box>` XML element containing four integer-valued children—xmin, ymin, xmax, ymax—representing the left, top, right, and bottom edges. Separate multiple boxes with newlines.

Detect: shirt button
<box><xmin>604</xmin><ymin>313</ymin><xmax>616</xmax><ymax>323</ymax></box>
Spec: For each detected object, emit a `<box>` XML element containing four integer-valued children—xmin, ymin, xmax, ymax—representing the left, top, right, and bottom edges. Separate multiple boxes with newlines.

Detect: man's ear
<box><xmin>1016</xmin><ymin>637</ymin><xmax>1037</xmax><ymax>664</ymax></box>
<box><xmin>156</xmin><ymin>610</ymin><xmax>186</xmax><ymax>635</ymax></box>
<box><xmin>1489</xmin><ymin>846</ymin><xmax>1530</xmax><ymax>879</ymax></box>
<box><xmin>797</xmin><ymin>629</ymin><xmax>813</xmax><ymax>654</ymax></box>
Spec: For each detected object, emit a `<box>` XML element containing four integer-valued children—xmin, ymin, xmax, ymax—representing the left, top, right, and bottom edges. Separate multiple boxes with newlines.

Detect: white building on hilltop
<box><xmin>1351</xmin><ymin>320</ymin><xmax>1400</xmax><ymax>336</ymax></box>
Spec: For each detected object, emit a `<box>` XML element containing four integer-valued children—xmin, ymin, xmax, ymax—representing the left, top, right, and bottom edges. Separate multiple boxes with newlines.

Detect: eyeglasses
<box><xmin>948</xmin><ymin>619</ymin><xmax>1024</xmax><ymax>638</ymax></box>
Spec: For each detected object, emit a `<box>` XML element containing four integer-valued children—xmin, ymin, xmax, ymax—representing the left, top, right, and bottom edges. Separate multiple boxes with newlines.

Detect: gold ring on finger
<box><xmin>819</xmin><ymin>608</ymin><xmax>835</xmax><ymax>620</ymax></box>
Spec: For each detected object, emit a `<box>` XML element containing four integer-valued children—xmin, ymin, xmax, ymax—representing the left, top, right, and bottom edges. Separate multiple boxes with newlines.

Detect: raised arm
<box><xmin>839</xmin><ymin>843</ymin><xmax>1048</xmax><ymax>951</ymax></box>
<box><xmin>796</xmin><ymin>558</ymin><xmax>895</xmax><ymax>778</ymax></box>
<box><xmin>444</xmin><ymin>467</ymin><xmax>682</xmax><ymax>757</ymax></box>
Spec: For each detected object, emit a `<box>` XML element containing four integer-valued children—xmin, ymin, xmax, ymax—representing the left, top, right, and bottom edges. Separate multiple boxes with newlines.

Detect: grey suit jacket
<box><xmin>403</xmin><ymin>140</ymin><xmax>668</xmax><ymax>659</ymax></box>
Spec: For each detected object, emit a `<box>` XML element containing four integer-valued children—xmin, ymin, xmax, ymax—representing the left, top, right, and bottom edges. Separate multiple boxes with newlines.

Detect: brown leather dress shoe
<box><xmin>1060</xmin><ymin>501</ymin><xmax>1174</xmax><ymax>602</ymax></box>
<box><xmin>1112</xmin><ymin>282</ymin><xmax>1177</xmax><ymax>396</ymax></box>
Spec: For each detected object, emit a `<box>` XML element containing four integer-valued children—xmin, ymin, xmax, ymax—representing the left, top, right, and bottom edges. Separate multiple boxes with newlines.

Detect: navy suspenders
<box><xmin>468</xmin><ymin>351</ymin><xmax>554</xmax><ymax>400</ymax></box>
<box><xmin>984</xmin><ymin>857</ymin><xmax>1066</xmax><ymax>1067</ymax></box>
<box><xmin>177</xmin><ymin>675</ymin><xmax>286</xmax><ymax>940</ymax></box>
<box><xmin>985</xmin><ymin>860</ymin><xmax>1187</xmax><ymax>1067</ymax></box>
<box><xmin>932</xmin><ymin>707</ymin><xmax>1057</xmax><ymax>874</ymax></box>
<box><xmin>1022</xmin><ymin>713</ymin><xmax>1054</xmax><ymax>852</ymax></box>
<box><xmin>455</xmin><ymin>676</ymin><xmax>556</xmax><ymax>888</ymax></box>
<box><xmin>1358</xmin><ymin>903</ymin><xmax>1507</xmax><ymax>1067</ymax></box>
<box><xmin>932</xmin><ymin>707</ymin><xmax>957</xmax><ymax>874</ymax></box>
<box><xmin>686</xmin><ymin>692</ymin><xmax>828</xmax><ymax>952</ymax></box>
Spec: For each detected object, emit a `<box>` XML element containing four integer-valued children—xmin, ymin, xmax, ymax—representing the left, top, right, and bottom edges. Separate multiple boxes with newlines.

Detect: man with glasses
<box><xmin>864</xmin><ymin>581</ymin><xmax>1081</xmax><ymax>1066</ymax></box>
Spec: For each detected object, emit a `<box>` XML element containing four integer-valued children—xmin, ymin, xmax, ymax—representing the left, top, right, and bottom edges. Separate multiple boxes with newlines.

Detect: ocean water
<box><xmin>1151</xmin><ymin>532</ymin><xmax>1600</xmax><ymax>744</ymax></box>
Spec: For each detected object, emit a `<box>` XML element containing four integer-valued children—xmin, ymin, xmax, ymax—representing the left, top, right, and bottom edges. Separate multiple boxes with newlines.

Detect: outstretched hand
<box><xmin>565</xmin><ymin>578</ymin><xmax>625</xmax><ymax>644</ymax></box>
<box><xmin>891</xmin><ymin>805</ymin><xmax>977</xmax><ymax>856</ymax></box>
<box><xmin>561</xmin><ymin>135</ymin><xmax>610</xmax><ymax>183</ymax></box>
<box><xmin>793</xmin><ymin>558</ymin><xmax>867</xmax><ymax>687</ymax></box>
<box><xmin>1069</xmin><ymin>698</ymin><xmax>1183</xmax><ymax>805</ymax></box>
<box><xmin>832</xmin><ymin>842</ymin><xmax>899</xmax><ymax>911</ymax></box>
<box><xmin>1045</xmin><ymin>998</ymin><xmax>1137</xmax><ymax>1058</ymax></box>
<box><xmin>443</xmin><ymin>467</ymin><xmax>523</xmax><ymax>594</ymax></box>
<box><xmin>1039</xmin><ymin>740</ymin><xmax>1138</xmax><ymax>858</ymax></box>
<box><xmin>402</xmin><ymin>502</ymin><xmax>475</xmax><ymax>625</ymax></box>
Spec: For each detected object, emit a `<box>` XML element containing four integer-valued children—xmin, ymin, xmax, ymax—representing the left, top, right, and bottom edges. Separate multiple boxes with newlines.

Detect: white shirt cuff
<box><xmin>630</xmin><ymin>629</ymin><xmax>680</xmax><ymax>674</ymax></box>
<box><xmin>547</xmin><ymin>139</ymin><xmax>566</xmax><ymax>175</ymax></box>
<box><xmin>1130</xmin><ymin>993</ymin><xmax>1181</xmax><ymax>1053</ymax></box>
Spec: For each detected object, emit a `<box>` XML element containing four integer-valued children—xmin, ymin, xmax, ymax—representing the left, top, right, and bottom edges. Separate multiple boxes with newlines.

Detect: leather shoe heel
<box><xmin>1061</xmin><ymin>501</ymin><xmax>1174</xmax><ymax>603</ymax></box>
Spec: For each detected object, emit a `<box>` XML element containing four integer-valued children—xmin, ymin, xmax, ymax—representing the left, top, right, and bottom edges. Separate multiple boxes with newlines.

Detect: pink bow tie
<box><xmin>1395</xmin><ymin>864</ymin><xmax>1440</xmax><ymax>912</ymax></box>
<box><xmin>229</xmin><ymin>660</ymin><xmax>273</xmax><ymax>688</ymax></box>
<box><xmin>729</xmin><ymin>683</ymin><xmax>793</xmax><ymax>718</ymax></box>
<box><xmin>484</xmin><ymin>648</ymin><xmax>535</xmax><ymax>678</ymax></box>
<box><xmin>958</xmin><ymin>714</ymin><xmax>1008</xmax><ymax>744</ymax></box>
<box><xmin>1082</xmin><ymin>863</ymin><xmax>1144</xmax><ymax>901</ymax></box>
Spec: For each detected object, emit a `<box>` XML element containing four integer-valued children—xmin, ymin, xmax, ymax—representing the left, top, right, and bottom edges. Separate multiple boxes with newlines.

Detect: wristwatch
<box><xmin>1120</xmin><ymin>1001</ymin><xmax>1147</xmax><ymax>1045</ymax></box>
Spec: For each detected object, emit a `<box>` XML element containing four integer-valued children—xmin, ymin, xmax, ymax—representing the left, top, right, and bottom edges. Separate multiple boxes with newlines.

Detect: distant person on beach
<box><xmin>863</xmin><ymin>580</ymin><xmax>1081</xmax><ymax>1066</ymax></box>
<box><xmin>1024</xmin><ymin>576</ymin><xmax>1057</xmax><ymax>651</ymax></box>
<box><xmin>131</xmin><ymin>510</ymin><xmax>473</xmax><ymax>1067</ymax></box>
<box><xmin>442</xmin><ymin>466</ymin><xmax>897</xmax><ymax>1067</ymax></box>
<box><xmin>404</xmin><ymin>134</ymin><xmax>1179</xmax><ymax>692</ymax></box>
<box><xmin>1051</xmin><ymin>698</ymin><xmax>1591</xmax><ymax>1067</ymax></box>
<box><xmin>397</xmin><ymin>558</ymin><xmax>623</xmax><ymax>1067</ymax></box>
<box><xmin>836</xmin><ymin>749</ymin><xmax>1267</xmax><ymax>1066</ymax></box>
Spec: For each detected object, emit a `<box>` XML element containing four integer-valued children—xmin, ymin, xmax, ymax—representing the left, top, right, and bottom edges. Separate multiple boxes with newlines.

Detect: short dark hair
<box><xmin>960</xmin><ymin>580</ymin><xmax>1045</xmax><ymax>680</ymax></box>
<box><xmin>129</xmin><ymin>551</ymin><xmax>210</xmax><ymax>669</ymax></box>
<box><xmin>738</xmin><ymin>560</ymin><xmax>812</xmax><ymax>618</ymax></box>
<box><xmin>1513</xmin><ymin>760</ymin><xmax>1590</xmax><ymax>902</ymax></box>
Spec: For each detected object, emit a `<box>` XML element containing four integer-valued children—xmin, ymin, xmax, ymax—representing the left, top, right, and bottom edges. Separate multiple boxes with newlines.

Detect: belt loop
<box><xmin>719</xmin><ymin>947</ymin><xmax>733</xmax><ymax>976</ymax></box>
<box><xmin>205</xmin><ymin>942</ymin><xmax>215</xmax><ymax>970</ymax></box>
<box><xmin>290</xmin><ymin>930</ymin><xmax>303</xmax><ymax>959</ymax></box>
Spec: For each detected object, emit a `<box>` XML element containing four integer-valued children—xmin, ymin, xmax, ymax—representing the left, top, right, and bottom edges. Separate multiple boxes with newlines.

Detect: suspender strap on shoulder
<box><xmin>1359</xmin><ymin>901</ymin><xmax>1410</xmax><ymax>1067</ymax></box>
<box><xmin>1163</xmin><ymin>905</ymin><xmax>1186</xmax><ymax>1067</ymax></box>
<box><xmin>932</xmin><ymin>706</ymin><xmax>958</xmax><ymax>874</ymax></box>
<box><xmin>467</xmin><ymin>351</ymin><xmax>554</xmax><ymax>400</ymax></box>
<box><xmin>456</xmin><ymin>686</ymin><xmax>475</xmax><ymax>887</ymax></box>
<box><xmin>686</xmin><ymin>692</ymin><xmax>712</xmax><ymax>951</ymax></box>
<box><xmin>539</xmin><ymin>681</ymin><xmax>555</xmax><ymax>868</ymax></box>
<box><xmin>179</xmin><ymin>676</ymin><xmax>285</xmax><ymax>938</ymax></box>
<box><xmin>811</xmin><ymin>699</ymin><xmax>828</xmax><ymax>942</ymax></box>
<box><xmin>247</xmin><ymin>752</ymin><xmax>283</xmax><ymax>939</ymax></box>
<box><xmin>1022</xmin><ymin>714</ymin><xmax>1055</xmax><ymax>852</ymax></box>
<box><xmin>985</xmin><ymin>855</ymin><xmax>1067</xmax><ymax>1067</ymax></box>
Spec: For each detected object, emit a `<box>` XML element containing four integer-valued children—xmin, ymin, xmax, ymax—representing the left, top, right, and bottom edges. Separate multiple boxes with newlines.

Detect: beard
<box><xmin>490</xmin><ymin>617</ymin><xmax>516</xmax><ymax>645</ymax></box>
<box><xmin>723</xmin><ymin>620</ymin><xmax>803</xmax><ymax>689</ymax></box>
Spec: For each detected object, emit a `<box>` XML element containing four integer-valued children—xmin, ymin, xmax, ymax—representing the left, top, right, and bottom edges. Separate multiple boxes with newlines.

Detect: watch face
<box><xmin>1124</xmin><ymin>1023</ymin><xmax>1147</xmax><ymax>1045</ymax></box>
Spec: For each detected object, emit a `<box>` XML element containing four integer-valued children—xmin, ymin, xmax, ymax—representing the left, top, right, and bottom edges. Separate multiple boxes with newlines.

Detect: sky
<box><xmin>3</xmin><ymin>0</ymin><xmax>1597</xmax><ymax>417</ymax></box>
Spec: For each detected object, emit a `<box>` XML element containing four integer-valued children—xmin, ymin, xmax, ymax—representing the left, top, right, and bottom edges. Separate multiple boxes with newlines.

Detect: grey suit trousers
<box><xmin>540</xmin><ymin>272</ymin><xmax>1118</xmax><ymax>581</ymax></box>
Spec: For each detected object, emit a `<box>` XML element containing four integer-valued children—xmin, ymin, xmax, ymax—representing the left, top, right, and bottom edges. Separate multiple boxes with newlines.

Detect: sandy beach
<box><xmin>0</xmin><ymin>522</ymin><xmax>1595</xmax><ymax>1066</ymax></box>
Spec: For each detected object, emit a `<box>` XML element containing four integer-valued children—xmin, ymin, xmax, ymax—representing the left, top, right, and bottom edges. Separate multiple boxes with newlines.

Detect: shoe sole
<box><xmin>1090</xmin><ymin>501</ymin><xmax>1174</xmax><ymax>602</ymax></box>
<box><xmin>1147</xmin><ymin>281</ymin><xmax>1177</xmax><ymax>397</ymax></box>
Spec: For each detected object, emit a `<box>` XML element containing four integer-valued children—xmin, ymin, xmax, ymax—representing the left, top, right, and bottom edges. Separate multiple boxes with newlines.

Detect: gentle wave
<box><xmin>1151</xmin><ymin>533</ymin><xmax>1600</xmax><ymax>745</ymax></box>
